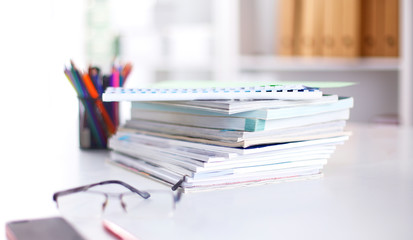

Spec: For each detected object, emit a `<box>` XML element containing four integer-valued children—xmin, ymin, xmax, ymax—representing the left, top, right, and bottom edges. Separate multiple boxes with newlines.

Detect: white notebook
<box><xmin>102</xmin><ymin>85</ymin><xmax>322</xmax><ymax>101</ymax></box>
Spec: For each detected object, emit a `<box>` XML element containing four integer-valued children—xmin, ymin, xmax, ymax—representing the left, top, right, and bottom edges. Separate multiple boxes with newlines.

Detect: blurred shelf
<box><xmin>152</xmin><ymin>56</ymin><xmax>400</xmax><ymax>72</ymax></box>
<box><xmin>240</xmin><ymin>55</ymin><xmax>400</xmax><ymax>72</ymax></box>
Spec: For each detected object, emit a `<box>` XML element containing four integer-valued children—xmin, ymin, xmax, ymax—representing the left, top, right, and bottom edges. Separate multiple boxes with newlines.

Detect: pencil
<box><xmin>121</xmin><ymin>63</ymin><xmax>132</xmax><ymax>87</ymax></box>
<box><xmin>70</xmin><ymin>60</ymin><xmax>88</xmax><ymax>97</ymax></box>
<box><xmin>64</xmin><ymin>68</ymin><xmax>76</xmax><ymax>92</ymax></box>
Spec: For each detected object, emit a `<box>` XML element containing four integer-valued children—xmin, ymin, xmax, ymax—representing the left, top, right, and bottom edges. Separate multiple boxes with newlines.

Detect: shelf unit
<box><xmin>209</xmin><ymin>0</ymin><xmax>413</xmax><ymax>126</ymax></box>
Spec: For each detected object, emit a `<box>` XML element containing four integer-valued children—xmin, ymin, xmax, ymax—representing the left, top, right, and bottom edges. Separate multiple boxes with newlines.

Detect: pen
<box><xmin>91</xmin><ymin>67</ymin><xmax>103</xmax><ymax>95</ymax></box>
<box><xmin>102</xmin><ymin>219</ymin><xmax>140</xmax><ymax>240</ymax></box>
<box><xmin>111</xmin><ymin>65</ymin><xmax>120</xmax><ymax>126</ymax></box>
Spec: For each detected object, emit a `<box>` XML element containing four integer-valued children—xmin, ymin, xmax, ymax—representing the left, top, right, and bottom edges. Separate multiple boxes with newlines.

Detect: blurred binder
<box><xmin>383</xmin><ymin>0</ymin><xmax>399</xmax><ymax>56</ymax></box>
<box><xmin>313</xmin><ymin>0</ymin><xmax>324</xmax><ymax>56</ymax></box>
<box><xmin>341</xmin><ymin>0</ymin><xmax>361</xmax><ymax>57</ymax></box>
<box><xmin>278</xmin><ymin>0</ymin><xmax>299</xmax><ymax>55</ymax></box>
<box><xmin>298</xmin><ymin>0</ymin><xmax>324</xmax><ymax>56</ymax></box>
<box><xmin>322</xmin><ymin>0</ymin><xmax>342</xmax><ymax>56</ymax></box>
<box><xmin>362</xmin><ymin>0</ymin><xmax>383</xmax><ymax>56</ymax></box>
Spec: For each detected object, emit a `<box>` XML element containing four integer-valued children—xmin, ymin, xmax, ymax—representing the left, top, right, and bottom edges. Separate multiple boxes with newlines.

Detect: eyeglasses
<box><xmin>53</xmin><ymin>180</ymin><xmax>181</xmax><ymax>219</ymax></box>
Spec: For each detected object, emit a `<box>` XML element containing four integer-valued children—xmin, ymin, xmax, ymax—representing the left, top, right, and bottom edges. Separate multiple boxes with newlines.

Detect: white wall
<box><xmin>0</xmin><ymin>0</ymin><xmax>85</xmax><ymax>149</ymax></box>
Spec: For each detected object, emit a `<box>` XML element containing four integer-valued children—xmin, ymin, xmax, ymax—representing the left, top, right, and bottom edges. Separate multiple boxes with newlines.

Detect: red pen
<box><xmin>102</xmin><ymin>219</ymin><xmax>140</xmax><ymax>240</ymax></box>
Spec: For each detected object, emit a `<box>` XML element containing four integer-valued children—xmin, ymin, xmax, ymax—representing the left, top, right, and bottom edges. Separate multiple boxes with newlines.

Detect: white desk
<box><xmin>1</xmin><ymin>123</ymin><xmax>413</xmax><ymax>240</ymax></box>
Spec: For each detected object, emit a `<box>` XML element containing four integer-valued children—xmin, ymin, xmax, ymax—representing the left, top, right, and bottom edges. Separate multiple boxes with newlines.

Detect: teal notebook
<box><xmin>131</xmin><ymin>95</ymin><xmax>341</xmax><ymax>115</ymax></box>
<box><xmin>132</xmin><ymin>97</ymin><xmax>353</xmax><ymax>120</ymax></box>
<box><xmin>130</xmin><ymin>107</ymin><xmax>351</xmax><ymax>131</ymax></box>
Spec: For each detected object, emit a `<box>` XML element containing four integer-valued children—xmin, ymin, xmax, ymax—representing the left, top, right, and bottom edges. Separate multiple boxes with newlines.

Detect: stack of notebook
<box><xmin>103</xmin><ymin>85</ymin><xmax>353</xmax><ymax>192</ymax></box>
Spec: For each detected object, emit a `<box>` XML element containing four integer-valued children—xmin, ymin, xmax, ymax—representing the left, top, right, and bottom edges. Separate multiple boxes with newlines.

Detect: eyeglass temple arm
<box><xmin>53</xmin><ymin>180</ymin><xmax>150</xmax><ymax>203</ymax></box>
<box><xmin>53</xmin><ymin>185</ymin><xmax>90</xmax><ymax>203</ymax></box>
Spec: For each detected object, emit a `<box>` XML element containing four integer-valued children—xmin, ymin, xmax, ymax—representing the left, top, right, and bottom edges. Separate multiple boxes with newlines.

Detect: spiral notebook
<box><xmin>102</xmin><ymin>85</ymin><xmax>322</xmax><ymax>102</ymax></box>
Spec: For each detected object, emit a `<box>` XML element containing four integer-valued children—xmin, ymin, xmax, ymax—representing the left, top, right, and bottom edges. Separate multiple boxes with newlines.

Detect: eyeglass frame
<box><xmin>53</xmin><ymin>180</ymin><xmax>181</xmax><ymax>213</ymax></box>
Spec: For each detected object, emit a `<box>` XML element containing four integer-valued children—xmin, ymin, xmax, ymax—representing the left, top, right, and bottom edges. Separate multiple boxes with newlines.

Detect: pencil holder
<box><xmin>78</xmin><ymin>97</ymin><xmax>118</xmax><ymax>149</ymax></box>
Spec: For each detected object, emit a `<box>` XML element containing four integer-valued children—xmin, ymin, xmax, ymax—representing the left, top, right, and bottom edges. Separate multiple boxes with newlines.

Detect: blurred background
<box><xmin>0</xmin><ymin>1</ymin><xmax>412</xmax><ymax>238</ymax></box>
<box><xmin>0</xmin><ymin>0</ymin><xmax>411</xmax><ymax>139</ymax></box>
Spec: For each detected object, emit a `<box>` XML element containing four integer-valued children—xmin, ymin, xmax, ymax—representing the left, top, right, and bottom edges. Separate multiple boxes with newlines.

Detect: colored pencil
<box><xmin>121</xmin><ymin>63</ymin><xmax>132</xmax><ymax>86</ymax></box>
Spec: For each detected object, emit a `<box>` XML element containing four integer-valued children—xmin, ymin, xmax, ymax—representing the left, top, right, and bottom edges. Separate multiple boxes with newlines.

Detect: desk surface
<box><xmin>1</xmin><ymin>123</ymin><xmax>413</xmax><ymax>240</ymax></box>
